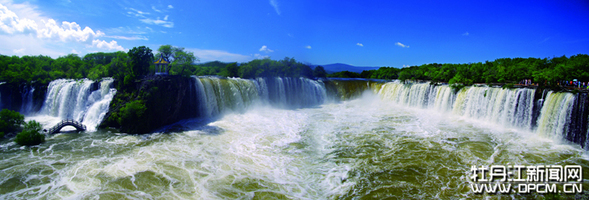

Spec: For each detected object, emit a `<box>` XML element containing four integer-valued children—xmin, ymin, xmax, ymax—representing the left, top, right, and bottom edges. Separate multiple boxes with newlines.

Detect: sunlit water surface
<box><xmin>1</xmin><ymin>92</ymin><xmax>588</xmax><ymax>199</ymax></box>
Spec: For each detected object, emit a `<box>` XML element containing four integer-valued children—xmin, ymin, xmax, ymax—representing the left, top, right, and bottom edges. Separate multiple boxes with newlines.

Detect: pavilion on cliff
<box><xmin>154</xmin><ymin>54</ymin><xmax>170</xmax><ymax>75</ymax></box>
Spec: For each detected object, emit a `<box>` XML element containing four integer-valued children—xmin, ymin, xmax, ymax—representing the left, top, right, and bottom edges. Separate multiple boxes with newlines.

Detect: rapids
<box><xmin>0</xmin><ymin>78</ymin><xmax>588</xmax><ymax>199</ymax></box>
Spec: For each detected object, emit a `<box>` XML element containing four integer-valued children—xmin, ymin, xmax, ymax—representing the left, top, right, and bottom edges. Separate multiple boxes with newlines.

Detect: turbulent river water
<box><xmin>1</xmin><ymin>78</ymin><xmax>589</xmax><ymax>199</ymax></box>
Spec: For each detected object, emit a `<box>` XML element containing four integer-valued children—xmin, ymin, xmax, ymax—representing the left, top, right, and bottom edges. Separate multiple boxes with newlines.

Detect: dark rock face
<box><xmin>139</xmin><ymin>76</ymin><xmax>198</xmax><ymax>133</ymax></box>
<box><xmin>100</xmin><ymin>76</ymin><xmax>198</xmax><ymax>134</ymax></box>
<box><xmin>0</xmin><ymin>82</ymin><xmax>47</xmax><ymax>113</ymax></box>
<box><xmin>0</xmin><ymin>83</ymin><xmax>21</xmax><ymax>111</ymax></box>
<box><xmin>567</xmin><ymin>93</ymin><xmax>589</xmax><ymax>148</ymax></box>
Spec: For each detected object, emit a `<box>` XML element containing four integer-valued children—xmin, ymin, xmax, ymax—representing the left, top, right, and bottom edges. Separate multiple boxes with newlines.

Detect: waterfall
<box><xmin>378</xmin><ymin>83</ymin><xmax>455</xmax><ymax>111</ymax></box>
<box><xmin>192</xmin><ymin>76</ymin><xmax>328</xmax><ymax>117</ymax></box>
<box><xmin>379</xmin><ymin>82</ymin><xmax>538</xmax><ymax>130</ymax></box>
<box><xmin>535</xmin><ymin>92</ymin><xmax>575</xmax><ymax>138</ymax></box>
<box><xmin>452</xmin><ymin>86</ymin><xmax>535</xmax><ymax>130</ymax></box>
<box><xmin>41</xmin><ymin>78</ymin><xmax>116</xmax><ymax>131</ymax></box>
<box><xmin>80</xmin><ymin>78</ymin><xmax>116</xmax><ymax>131</ymax></box>
<box><xmin>376</xmin><ymin>82</ymin><xmax>589</xmax><ymax>149</ymax></box>
<box><xmin>20</xmin><ymin>85</ymin><xmax>35</xmax><ymax>115</ymax></box>
<box><xmin>262</xmin><ymin>77</ymin><xmax>327</xmax><ymax>108</ymax></box>
<box><xmin>193</xmin><ymin>76</ymin><xmax>260</xmax><ymax>118</ymax></box>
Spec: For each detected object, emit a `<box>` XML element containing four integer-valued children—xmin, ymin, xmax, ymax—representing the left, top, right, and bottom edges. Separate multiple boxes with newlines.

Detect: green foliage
<box><xmin>220</xmin><ymin>63</ymin><xmax>239</xmax><ymax>77</ymax></box>
<box><xmin>0</xmin><ymin>51</ymin><xmax>134</xmax><ymax>85</ymax></box>
<box><xmin>502</xmin><ymin>83</ymin><xmax>515</xmax><ymax>89</ymax></box>
<box><xmin>0</xmin><ymin>46</ymin><xmax>588</xmax><ymax>90</ymax></box>
<box><xmin>194</xmin><ymin>57</ymin><xmax>315</xmax><ymax>79</ymax></box>
<box><xmin>128</xmin><ymin>46</ymin><xmax>154</xmax><ymax>77</ymax></box>
<box><xmin>15</xmin><ymin>120</ymin><xmax>44</xmax><ymax>146</ymax></box>
<box><xmin>313</xmin><ymin>66</ymin><xmax>327</xmax><ymax>78</ymax></box>
<box><xmin>326</xmin><ymin>54</ymin><xmax>589</xmax><ymax>88</ymax></box>
<box><xmin>156</xmin><ymin>45</ymin><xmax>199</xmax><ymax>76</ymax></box>
<box><xmin>0</xmin><ymin>131</ymin><xmax>4</xmax><ymax>138</ymax></box>
<box><xmin>449</xmin><ymin>73</ymin><xmax>473</xmax><ymax>85</ymax></box>
<box><xmin>450</xmin><ymin>84</ymin><xmax>466</xmax><ymax>93</ymax></box>
<box><xmin>157</xmin><ymin>45</ymin><xmax>174</xmax><ymax>61</ymax></box>
<box><xmin>117</xmin><ymin>100</ymin><xmax>147</xmax><ymax>127</ymax></box>
<box><xmin>327</xmin><ymin>71</ymin><xmax>361</xmax><ymax>78</ymax></box>
<box><xmin>0</xmin><ymin>109</ymin><xmax>25</xmax><ymax>134</ymax></box>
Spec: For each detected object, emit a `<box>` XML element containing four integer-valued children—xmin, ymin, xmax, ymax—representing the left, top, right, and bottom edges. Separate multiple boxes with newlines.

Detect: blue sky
<box><xmin>0</xmin><ymin>0</ymin><xmax>588</xmax><ymax>67</ymax></box>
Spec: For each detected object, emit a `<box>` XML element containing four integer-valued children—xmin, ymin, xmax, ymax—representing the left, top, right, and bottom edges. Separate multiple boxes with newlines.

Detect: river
<box><xmin>1</xmin><ymin>78</ymin><xmax>588</xmax><ymax>199</ymax></box>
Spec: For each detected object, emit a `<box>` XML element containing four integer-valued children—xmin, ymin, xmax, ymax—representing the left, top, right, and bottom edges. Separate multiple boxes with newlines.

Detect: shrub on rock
<box><xmin>15</xmin><ymin>120</ymin><xmax>45</xmax><ymax>146</ymax></box>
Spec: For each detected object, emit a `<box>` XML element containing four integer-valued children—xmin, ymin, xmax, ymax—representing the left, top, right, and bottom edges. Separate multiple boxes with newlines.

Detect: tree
<box><xmin>0</xmin><ymin>109</ymin><xmax>25</xmax><ymax>134</ymax></box>
<box><xmin>116</xmin><ymin>100</ymin><xmax>147</xmax><ymax>134</ymax></box>
<box><xmin>15</xmin><ymin>120</ymin><xmax>44</xmax><ymax>146</ymax></box>
<box><xmin>157</xmin><ymin>45</ymin><xmax>199</xmax><ymax>75</ymax></box>
<box><xmin>220</xmin><ymin>63</ymin><xmax>239</xmax><ymax>77</ymax></box>
<box><xmin>398</xmin><ymin>70</ymin><xmax>412</xmax><ymax>82</ymax></box>
<box><xmin>313</xmin><ymin>66</ymin><xmax>327</xmax><ymax>78</ymax></box>
<box><xmin>109</xmin><ymin>51</ymin><xmax>132</xmax><ymax>90</ymax></box>
<box><xmin>157</xmin><ymin>45</ymin><xmax>174</xmax><ymax>61</ymax></box>
<box><xmin>173</xmin><ymin>50</ymin><xmax>198</xmax><ymax>75</ymax></box>
<box><xmin>128</xmin><ymin>46</ymin><xmax>154</xmax><ymax>77</ymax></box>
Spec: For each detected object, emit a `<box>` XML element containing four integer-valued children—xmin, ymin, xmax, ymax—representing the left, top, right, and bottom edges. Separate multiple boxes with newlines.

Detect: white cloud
<box><xmin>168</xmin><ymin>5</ymin><xmax>173</xmax><ymax>9</ymax></box>
<box><xmin>92</xmin><ymin>39</ymin><xmax>125</xmax><ymax>51</ymax></box>
<box><xmin>186</xmin><ymin>48</ymin><xmax>252</xmax><ymax>62</ymax></box>
<box><xmin>305</xmin><ymin>45</ymin><xmax>311</xmax><ymax>49</ymax></box>
<box><xmin>462</xmin><ymin>32</ymin><xmax>469</xmax><ymax>36</ymax></box>
<box><xmin>106</xmin><ymin>27</ymin><xmax>143</xmax><ymax>35</ymax></box>
<box><xmin>0</xmin><ymin>34</ymin><xmax>65</xmax><ymax>57</ymax></box>
<box><xmin>151</xmin><ymin>6</ymin><xmax>162</xmax><ymax>13</ymax></box>
<box><xmin>37</xmin><ymin>19</ymin><xmax>104</xmax><ymax>42</ymax></box>
<box><xmin>140</xmin><ymin>18</ymin><xmax>173</xmax><ymax>28</ymax></box>
<box><xmin>0</xmin><ymin>1</ymin><xmax>124</xmax><ymax>56</ymax></box>
<box><xmin>356</xmin><ymin>43</ymin><xmax>363</xmax><ymax>47</ymax></box>
<box><xmin>395</xmin><ymin>42</ymin><xmax>409</xmax><ymax>48</ymax></box>
<box><xmin>0</xmin><ymin>4</ymin><xmax>37</xmax><ymax>34</ymax></box>
<box><xmin>71</xmin><ymin>49</ymin><xmax>79</xmax><ymax>54</ymax></box>
<box><xmin>127</xmin><ymin>8</ymin><xmax>149</xmax><ymax>18</ymax></box>
<box><xmin>270</xmin><ymin>0</ymin><xmax>280</xmax><ymax>15</ymax></box>
<box><xmin>127</xmin><ymin>7</ymin><xmax>173</xmax><ymax>28</ymax></box>
<box><xmin>259</xmin><ymin>45</ymin><xmax>274</xmax><ymax>53</ymax></box>
<box><xmin>254</xmin><ymin>53</ymin><xmax>269</xmax><ymax>59</ymax></box>
<box><xmin>104</xmin><ymin>35</ymin><xmax>148</xmax><ymax>40</ymax></box>
<box><xmin>12</xmin><ymin>48</ymin><xmax>24</xmax><ymax>54</ymax></box>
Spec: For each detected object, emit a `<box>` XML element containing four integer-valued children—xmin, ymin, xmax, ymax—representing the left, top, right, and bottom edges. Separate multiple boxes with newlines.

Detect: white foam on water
<box><xmin>1</xmin><ymin>81</ymin><xmax>588</xmax><ymax>199</ymax></box>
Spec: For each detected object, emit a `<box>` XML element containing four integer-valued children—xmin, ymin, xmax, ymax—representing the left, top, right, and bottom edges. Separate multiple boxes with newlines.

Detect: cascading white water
<box><xmin>535</xmin><ymin>91</ymin><xmax>576</xmax><ymax>138</ymax></box>
<box><xmin>453</xmin><ymin>86</ymin><xmax>536</xmax><ymax>130</ymax></box>
<box><xmin>80</xmin><ymin>78</ymin><xmax>116</xmax><ymax>131</ymax></box>
<box><xmin>264</xmin><ymin>77</ymin><xmax>327</xmax><ymax>108</ymax></box>
<box><xmin>40</xmin><ymin>78</ymin><xmax>116</xmax><ymax>131</ymax></box>
<box><xmin>378</xmin><ymin>83</ymin><xmax>455</xmax><ymax>112</ymax></box>
<box><xmin>3</xmin><ymin>79</ymin><xmax>589</xmax><ymax>199</ymax></box>
<box><xmin>378</xmin><ymin>82</ymin><xmax>537</xmax><ymax>131</ymax></box>
<box><xmin>193</xmin><ymin>76</ymin><xmax>260</xmax><ymax>118</ymax></box>
<box><xmin>20</xmin><ymin>85</ymin><xmax>34</xmax><ymax>115</ymax></box>
<box><xmin>43</xmin><ymin>79</ymin><xmax>93</xmax><ymax>119</ymax></box>
<box><xmin>192</xmin><ymin>76</ymin><xmax>328</xmax><ymax>118</ymax></box>
<box><xmin>377</xmin><ymin>82</ymin><xmax>589</xmax><ymax>146</ymax></box>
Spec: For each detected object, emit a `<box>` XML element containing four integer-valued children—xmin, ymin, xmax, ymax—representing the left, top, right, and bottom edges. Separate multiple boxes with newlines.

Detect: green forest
<box><xmin>1</xmin><ymin>44</ymin><xmax>588</xmax><ymax>90</ymax></box>
<box><xmin>0</xmin><ymin>45</ymin><xmax>327</xmax><ymax>91</ymax></box>
<box><xmin>330</xmin><ymin>54</ymin><xmax>589</xmax><ymax>88</ymax></box>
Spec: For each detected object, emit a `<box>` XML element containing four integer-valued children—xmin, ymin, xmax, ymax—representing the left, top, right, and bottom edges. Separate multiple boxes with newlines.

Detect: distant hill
<box><xmin>312</xmin><ymin>63</ymin><xmax>380</xmax><ymax>73</ymax></box>
<box><xmin>198</xmin><ymin>61</ymin><xmax>380</xmax><ymax>74</ymax></box>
